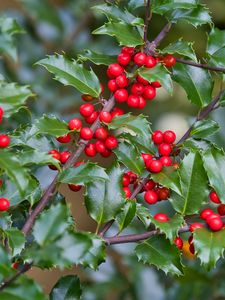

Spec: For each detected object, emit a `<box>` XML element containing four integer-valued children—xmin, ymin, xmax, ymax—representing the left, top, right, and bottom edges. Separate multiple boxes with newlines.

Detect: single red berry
<box><xmin>158</xmin><ymin>143</ymin><xmax>172</xmax><ymax>156</ymax></box>
<box><xmin>117</xmin><ymin>52</ymin><xmax>131</xmax><ymax>66</ymax></box>
<box><xmin>81</xmin><ymin>94</ymin><xmax>94</xmax><ymax>102</ymax></box>
<box><xmin>144</xmin><ymin>190</ymin><xmax>158</xmax><ymax>204</ymax></box>
<box><xmin>133</xmin><ymin>52</ymin><xmax>146</xmax><ymax>66</ymax></box>
<box><xmin>95</xmin><ymin>140</ymin><xmax>106</xmax><ymax>153</ymax></box>
<box><xmin>136</xmin><ymin>75</ymin><xmax>149</xmax><ymax>85</ymax></box>
<box><xmin>143</xmin><ymin>85</ymin><xmax>156</xmax><ymax>100</ymax></box>
<box><xmin>56</xmin><ymin>134</ymin><xmax>71</xmax><ymax>144</ymax></box>
<box><xmin>122</xmin><ymin>174</ymin><xmax>130</xmax><ymax>187</ymax></box>
<box><xmin>142</xmin><ymin>153</ymin><xmax>153</xmax><ymax>165</ymax></box>
<box><xmin>151</xmin><ymin>81</ymin><xmax>161</xmax><ymax>88</ymax></box>
<box><xmin>114</xmin><ymin>89</ymin><xmax>129</xmax><ymax>103</ymax></box>
<box><xmin>105</xmin><ymin>136</ymin><xmax>118</xmax><ymax>150</ymax></box>
<box><xmin>147</xmin><ymin>160</ymin><xmax>163</xmax><ymax>173</ymax></box>
<box><xmin>80</xmin><ymin>127</ymin><xmax>93</xmax><ymax>140</ymax></box>
<box><xmin>85</xmin><ymin>143</ymin><xmax>96</xmax><ymax>157</ymax></box>
<box><xmin>144</xmin><ymin>180</ymin><xmax>156</xmax><ymax>191</ymax></box>
<box><xmin>208</xmin><ymin>217</ymin><xmax>223</xmax><ymax>231</ymax></box>
<box><xmin>138</xmin><ymin>96</ymin><xmax>146</xmax><ymax>109</ymax></box>
<box><xmin>189</xmin><ymin>243</ymin><xmax>195</xmax><ymax>254</ymax></box>
<box><xmin>0</xmin><ymin>134</ymin><xmax>10</xmax><ymax>148</ymax></box>
<box><xmin>101</xmin><ymin>148</ymin><xmax>112</xmax><ymax>158</ymax></box>
<box><xmin>152</xmin><ymin>130</ymin><xmax>164</xmax><ymax>144</ymax></box>
<box><xmin>85</xmin><ymin>111</ymin><xmax>99</xmax><ymax>124</ymax></box>
<box><xmin>74</xmin><ymin>161</ymin><xmax>85</xmax><ymax>167</ymax></box>
<box><xmin>163</xmin><ymin>130</ymin><xmax>176</xmax><ymax>144</ymax></box>
<box><xmin>0</xmin><ymin>107</ymin><xmax>4</xmax><ymax>123</ymax></box>
<box><xmin>127</xmin><ymin>94</ymin><xmax>140</xmax><ymax>108</ymax></box>
<box><xmin>121</xmin><ymin>46</ymin><xmax>135</xmax><ymax>55</ymax></box>
<box><xmin>99</xmin><ymin>111</ymin><xmax>112</xmax><ymax>124</ymax></box>
<box><xmin>0</xmin><ymin>198</ymin><xmax>10</xmax><ymax>211</ymax></box>
<box><xmin>108</xmin><ymin>79</ymin><xmax>118</xmax><ymax>92</ymax></box>
<box><xmin>200</xmin><ymin>208</ymin><xmax>214</xmax><ymax>220</ymax></box>
<box><xmin>12</xmin><ymin>262</ymin><xmax>19</xmax><ymax>270</ymax></box>
<box><xmin>79</xmin><ymin>103</ymin><xmax>94</xmax><ymax>117</ymax></box>
<box><xmin>160</xmin><ymin>156</ymin><xmax>172</xmax><ymax>166</ymax></box>
<box><xmin>189</xmin><ymin>223</ymin><xmax>204</xmax><ymax>232</ymax></box>
<box><xmin>218</xmin><ymin>204</ymin><xmax>225</xmax><ymax>216</ymax></box>
<box><xmin>68</xmin><ymin>118</ymin><xmax>82</xmax><ymax>131</ymax></box>
<box><xmin>48</xmin><ymin>149</ymin><xmax>61</xmax><ymax>170</ymax></box>
<box><xmin>95</xmin><ymin>127</ymin><xmax>108</xmax><ymax>140</ymax></box>
<box><xmin>163</xmin><ymin>54</ymin><xmax>176</xmax><ymax>68</ymax></box>
<box><xmin>68</xmin><ymin>184</ymin><xmax>82</xmax><ymax>192</ymax></box>
<box><xmin>60</xmin><ymin>151</ymin><xmax>71</xmax><ymax>164</ymax></box>
<box><xmin>111</xmin><ymin>107</ymin><xmax>124</xmax><ymax>118</ymax></box>
<box><xmin>115</xmin><ymin>74</ymin><xmax>129</xmax><ymax>88</ymax></box>
<box><xmin>107</xmin><ymin>63</ymin><xmax>124</xmax><ymax>77</ymax></box>
<box><xmin>157</xmin><ymin>187</ymin><xmax>170</xmax><ymax>200</ymax></box>
<box><xmin>154</xmin><ymin>213</ymin><xmax>169</xmax><ymax>222</ymax></box>
<box><xmin>123</xmin><ymin>187</ymin><xmax>131</xmax><ymax>198</ymax></box>
<box><xmin>131</xmin><ymin>83</ymin><xmax>145</xmax><ymax>95</ymax></box>
<box><xmin>145</xmin><ymin>56</ymin><xmax>157</xmax><ymax>68</ymax></box>
<box><xmin>188</xmin><ymin>235</ymin><xmax>193</xmax><ymax>244</ymax></box>
<box><xmin>174</xmin><ymin>237</ymin><xmax>183</xmax><ymax>250</ymax></box>
<box><xmin>209</xmin><ymin>191</ymin><xmax>221</xmax><ymax>204</ymax></box>
<box><xmin>126</xmin><ymin>171</ymin><xmax>138</xmax><ymax>184</ymax></box>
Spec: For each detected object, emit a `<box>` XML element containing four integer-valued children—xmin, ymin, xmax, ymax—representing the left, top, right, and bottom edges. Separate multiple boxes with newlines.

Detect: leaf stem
<box><xmin>144</xmin><ymin>0</ymin><xmax>151</xmax><ymax>42</ymax></box>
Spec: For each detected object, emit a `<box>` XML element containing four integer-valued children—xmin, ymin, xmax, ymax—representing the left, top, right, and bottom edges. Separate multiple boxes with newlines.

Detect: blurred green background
<box><xmin>1</xmin><ymin>0</ymin><xmax>225</xmax><ymax>299</ymax></box>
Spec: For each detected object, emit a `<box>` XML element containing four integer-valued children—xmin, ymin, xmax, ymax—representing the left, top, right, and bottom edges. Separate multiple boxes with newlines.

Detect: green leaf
<box><xmin>190</xmin><ymin>119</ymin><xmax>220</xmax><ymax>139</ymax></box>
<box><xmin>201</xmin><ymin>147</ymin><xmax>225</xmax><ymax>203</ymax></box>
<box><xmin>58</xmin><ymin>163</ymin><xmax>108</xmax><ymax>185</ymax></box>
<box><xmin>135</xmin><ymin>235</ymin><xmax>183</xmax><ymax>276</ymax></box>
<box><xmin>172</xmin><ymin>63</ymin><xmax>213</xmax><ymax>107</ymax></box>
<box><xmin>150</xmin><ymin>214</ymin><xmax>184</xmax><ymax>242</ymax></box>
<box><xmin>207</xmin><ymin>28</ymin><xmax>225</xmax><ymax>56</ymax></box>
<box><xmin>35</xmin><ymin>114</ymin><xmax>69</xmax><ymax>137</ymax></box>
<box><xmin>36</xmin><ymin>54</ymin><xmax>101</xmax><ymax>97</ymax></box>
<box><xmin>33</xmin><ymin>203</ymin><xmax>70</xmax><ymax>246</ymax></box>
<box><xmin>136</xmin><ymin>204</ymin><xmax>151</xmax><ymax>228</ymax></box>
<box><xmin>171</xmin><ymin>151</ymin><xmax>208</xmax><ymax>215</ymax></box>
<box><xmin>151</xmin><ymin>166</ymin><xmax>182</xmax><ymax>195</ymax></box>
<box><xmin>116</xmin><ymin>200</ymin><xmax>136</xmax><ymax>232</ymax></box>
<box><xmin>93</xmin><ymin>21</ymin><xmax>144</xmax><ymax>47</ymax></box>
<box><xmin>85</xmin><ymin>163</ymin><xmax>125</xmax><ymax>225</ymax></box>
<box><xmin>0</xmin><ymin>82</ymin><xmax>34</xmax><ymax>118</ymax></box>
<box><xmin>151</xmin><ymin>0</ymin><xmax>198</xmax><ymax>14</ymax></box>
<box><xmin>78</xmin><ymin>50</ymin><xmax>117</xmax><ymax>66</ymax></box>
<box><xmin>0</xmin><ymin>245</ymin><xmax>12</xmax><ymax>282</ymax></box>
<box><xmin>128</xmin><ymin>0</ymin><xmax>144</xmax><ymax>10</ymax></box>
<box><xmin>6</xmin><ymin>228</ymin><xmax>25</xmax><ymax>256</ymax></box>
<box><xmin>113</xmin><ymin>141</ymin><xmax>145</xmax><ymax>175</ymax></box>
<box><xmin>0</xmin><ymin>17</ymin><xmax>24</xmax><ymax>35</ymax></box>
<box><xmin>138</xmin><ymin>64</ymin><xmax>173</xmax><ymax>94</ymax></box>
<box><xmin>50</xmin><ymin>275</ymin><xmax>82</xmax><ymax>300</ymax></box>
<box><xmin>194</xmin><ymin>228</ymin><xmax>225</xmax><ymax>270</ymax></box>
<box><xmin>160</xmin><ymin>39</ymin><xmax>197</xmax><ymax>61</ymax></box>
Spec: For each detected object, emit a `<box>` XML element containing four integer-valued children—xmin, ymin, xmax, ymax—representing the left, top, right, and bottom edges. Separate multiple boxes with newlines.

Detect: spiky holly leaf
<box><xmin>136</xmin><ymin>204</ymin><xmax>151</xmax><ymax>228</ymax></box>
<box><xmin>35</xmin><ymin>115</ymin><xmax>70</xmax><ymax>137</ymax></box>
<box><xmin>5</xmin><ymin>228</ymin><xmax>25</xmax><ymax>256</ymax></box>
<box><xmin>78</xmin><ymin>50</ymin><xmax>116</xmax><ymax>66</ymax></box>
<box><xmin>190</xmin><ymin>119</ymin><xmax>220</xmax><ymax>139</ymax></box>
<box><xmin>116</xmin><ymin>200</ymin><xmax>137</xmax><ymax>233</ymax></box>
<box><xmin>50</xmin><ymin>275</ymin><xmax>82</xmax><ymax>300</ymax></box>
<box><xmin>160</xmin><ymin>39</ymin><xmax>197</xmax><ymax>61</ymax></box>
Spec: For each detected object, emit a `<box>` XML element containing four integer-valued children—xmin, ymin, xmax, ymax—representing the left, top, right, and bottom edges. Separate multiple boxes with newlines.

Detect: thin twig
<box><xmin>176</xmin><ymin>57</ymin><xmax>225</xmax><ymax>73</ymax></box>
<box><xmin>143</xmin><ymin>0</ymin><xmax>151</xmax><ymax>42</ymax></box>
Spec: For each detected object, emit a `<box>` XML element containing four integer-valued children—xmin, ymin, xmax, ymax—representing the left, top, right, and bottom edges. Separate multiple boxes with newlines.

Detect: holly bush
<box><xmin>0</xmin><ymin>0</ymin><xmax>225</xmax><ymax>299</ymax></box>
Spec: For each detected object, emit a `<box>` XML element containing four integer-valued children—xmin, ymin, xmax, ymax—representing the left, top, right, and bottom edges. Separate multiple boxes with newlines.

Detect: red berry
<box><xmin>144</xmin><ymin>180</ymin><xmax>156</xmax><ymax>191</ymax></box>
<box><xmin>56</xmin><ymin>134</ymin><xmax>71</xmax><ymax>144</ymax></box>
<box><xmin>189</xmin><ymin>243</ymin><xmax>195</xmax><ymax>254</ymax></box>
<box><xmin>133</xmin><ymin>52</ymin><xmax>146</xmax><ymax>66</ymax></box>
<box><xmin>101</xmin><ymin>148</ymin><xmax>112</xmax><ymax>158</ymax></box>
<box><xmin>0</xmin><ymin>198</ymin><xmax>10</xmax><ymax>211</ymax></box>
<box><xmin>68</xmin><ymin>118</ymin><xmax>82</xmax><ymax>131</ymax></box>
<box><xmin>158</xmin><ymin>143</ymin><xmax>172</xmax><ymax>156</ymax></box>
<box><xmin>147</xmin><ymin>160</ymin><xmax>163</xmax><ymax>173</ymax></box>
<box><xmin>85</xmin><ymin>143</ymin><xmax>96</xmax><ymax>157</ymax></box>
<box><xmin>123</xmin><ymin>187</ymin><xmax>132</xmax><ymax>198</ymax></box>
<box><xmin>111</xmin><ymin>107</ymin><xmax>124</xmax><ymax>118</ymax></box>
<box><xmin>160</xmin><ymin>156</ymin><xmax>172</xmax><ymax>166</ymax></box>
<box><xmin>0</xmin><ymin>107</ymin><xmax>4</xmax><ymax>123</ymax></box>
<box><xmin>60</xmin><ymin>151</ymin><xmax>71</xmax><ymax>164</ymax></box>
<box><xmin>48</xmin><ymin>149</ymin><xmax>61</xmax><ymax>161</ymax></box>
<box><xmin>74</xmin><ymin>161</ymin><xmax>84</xmax><ymax>167</ymax></box>
<box><xmin>117</xmin><ymin>52</ymin><xmax>131</xmax><ymax>66</ymax></box>
<box><xmin>188</xmin><ymin>235</ymin><xmax>193</xmax><ymax>244</ymax></box>
<box><xmin>138</xmin><ymin>96</ymin><xmax>146</xmax><ymax>109</ymax></box>
<box><xmin>174</xmin><ymin>237</ymin><xmax>183</xmax><ymax>250</ymax></box>
<box><xmin>209</xmin><ymin>191</ymin><xmax>221</xmax><ymax>204</ymax></box>
<box><xmin>163</xmin><ymin>130</ymin><xmax>176</xmax><ymax>144</ymax></box>
<box><xmin>218</xmin><ymin>204</ymin><xmax>225</xmax><ymax>216</ymax></box>
<box><xmin>68</xmin><ymin>184</ymin><xmax>82</xmax><ymax>192</ymax></box>
<box><xmin>122</xmin><ymin>174</ymin><xmax>130</xmax><ymax>187</ymax></box>
<box><xmin>108</xmin><ymin>79</ymin><xmax>118</xmax><ymax>92</ymax></box>
<box><xmin>157</xmin><ymin>187</ymin><xmax>170</xmax><ymax>200</ymax></box>
<box><xmin>0</xmin><ymin>134</ymin><xmax>10</xmax><ymax>148</ymax></box>
<box><xmin>99</xmin><ymin>111</ymin><xmax>112</xmax><ymax>124</ymax></box>
<box><xmin>115</xmin><ymin>74</ymin><xmax>129</xmax><ymax>88</ymax></box>
<box><xmin>79</xmin><ymin>103</ymin><xmax>94</xmax><ymax>117</ymax></box>
<box><xmin>95</xmin><ymin>140</ymin><xmax>106</xmax><ymax>153</ymax></box>
<box><xmin>127</xmin><ymin>94</ymin><xmax>140</xmax><ymax>108</ymax></box>
<box><xmin>189</xmin><ymin>223</ymin><xmax>204</xmax><ymax>232</ymax></box>
<box><xmin>163</xmin><ymin>54</ymin><xmax>176</xmax><ymax>68</ymax></box>
<box><xmin>200</xmin><ymin>208</ymin><xmax>214</xmax><ymax>220</ymax></box>
<box><xmin>95</xmin><ymin>127</ymin><xmax>108</xmax><ymax>140</ymax></box>
<box><xmin>144</xmin><ymin>190</ymin><xmax>158</xmax><ymax>204</ymax></box>
<box><xmin>152</xmin><ymin>131</ymin><xmax>164</xmax><ymax>144</ymax></box>
<box><xmin>152</xmin><ymin>81</ymin><xmax>161</xmax><ymax>88</ymax></box>
<box><xmin>80</xmin><ymin>127</ymin><xmax>93</xmax><ymax>140</ymax></box>
<box><xmin>126</xmin><ymin>171</ymin><xmax>138</xmax><ymax>184</ymax></box>
<box><xmin>145</xmin><ymin>56</ymin><xmax>157</xmax><ymax>68</ymax></box>
<box><xmin>121</xmin><ymin>46</ymin><xmax>134</xmax><ymax>55</ymax></box>
<box><xmin>137</xmin><ymin>75</ymin><xmax>149</xmax><ymax>85</ymax></box>
<box><xmin>142</xmin><ymin>153</ymin><xmax>153</xmax><ymax>165</ymax></box>
<box><xmin>114</xmin><ymin>89</ymin><xmax>129</xmax><ymax>103</ymax></box>
<box><xmin>81</xmin><ymin>94</ymin><xmax>94</xmax><ymax>102</ymax></box>
<box><xmin>131</xmin><ymin>83</ymin><xmax>145</xmax><ymax>95</ymax></box>
<box><xmin>143</xmin><ymin>85</ymin><xmax>156</xmax><ymax>100</ymax></box>
<box><xmin>208</xmin><ymin>217</ymin><xmax>223</xmax><ymax>231</ymax></box>
<box><xmin>85</xmin><ymin>111</ymin><xmax>98</xmax><ymax>124</ymax></box>
<box><xmin>206</xmin><ymin>213</ymin><xmax>221</xmax><ymax>223</ymax></box>
<box><xmin>105</xmin><ymin>136</ymin><xmax>118</xmax><ymax>150</ymax></box>
<box><xmin>107</xmin><ymin>63</ymin><xmax>124</xmax><ymax>77</ymax></box>
<box><xmin>154</xmin><ymin>213</ymin><xmax>169</xmax><ymax>222</ymax></box>
<box><xmin>12</xmin><ymin>262</ymin><xmax>19</xmax><ymax>270</ymax></box>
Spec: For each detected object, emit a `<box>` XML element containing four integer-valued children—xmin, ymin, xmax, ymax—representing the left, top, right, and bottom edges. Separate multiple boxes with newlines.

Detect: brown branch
<box><xmin>143</xmin><ymin>0</ymin><xmax>151</xmax><ymax>42</ymax></box>
<box><xmin>175</xmin><ymin>57</ymin><xmax>225</xmax><ymax>73</ymax></box>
